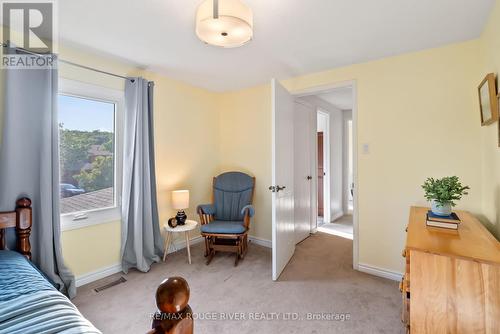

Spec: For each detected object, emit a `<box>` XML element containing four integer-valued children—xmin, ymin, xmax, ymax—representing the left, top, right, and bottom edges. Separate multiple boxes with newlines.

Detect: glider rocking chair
<box><xmin>197</xmin><ymin>172</ymin><xmax>255</xmax><ymax>266</ymax></box>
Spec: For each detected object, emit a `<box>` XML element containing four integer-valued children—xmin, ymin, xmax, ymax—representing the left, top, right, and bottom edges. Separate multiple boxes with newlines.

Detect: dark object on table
<box><xmin>150</xmin><ymin>276</ymin><xmax>193</xmax><ymax>334</ymax></box>
<box><xmin>168</xmin><ymin>217</ymin><xmax>178</xmax><ymax>228</ymax></box>
<box><xmin>171</xmin><ymin>190</ymin><xmax>189</xmax><ymax>226</ymax></box>
<box><xmin>175</xmin><ymin>210</ymin><xmax>187</xmax><ymax>225</ymax></box>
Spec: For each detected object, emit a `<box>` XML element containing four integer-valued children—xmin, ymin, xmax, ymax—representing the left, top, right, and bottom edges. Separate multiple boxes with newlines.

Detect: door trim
<box><xmin>271</xmin><ymin>79</ymin><xmax>278</xmax><ymax>280</ymax></box>
<box><xmin>317</xmin><ymin>109</ymin><xmax>331</xmax><ymax>224</ymax></box>
<box><xmin>291</xmin><ymin>80</ymin><xmax>359</xmax><ymax>270</ymax></box>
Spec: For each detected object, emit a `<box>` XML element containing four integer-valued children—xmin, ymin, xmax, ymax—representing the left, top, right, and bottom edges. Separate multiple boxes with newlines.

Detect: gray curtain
<box><xmin>0</xmin><ymin>56</ymin><xmax>76</xmax><ymax>298</ymax></box>
<box><xmin>121</xmin><ymin>77</ymin><xmax>163</xmax><ymax>273</ymax></box>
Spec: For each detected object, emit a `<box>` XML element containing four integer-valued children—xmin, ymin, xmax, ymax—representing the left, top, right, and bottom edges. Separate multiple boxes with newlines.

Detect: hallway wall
<box><xmin>304</xmin><ymin>96</ymin><xmax>345</xmax><ymax>221</ymax></box>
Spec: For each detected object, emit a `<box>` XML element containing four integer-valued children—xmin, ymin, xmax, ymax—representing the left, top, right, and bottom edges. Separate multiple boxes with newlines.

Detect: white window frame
<box><xmin>58</xmin><ymin>78</ymin><xmax>124</xmax><ymax>231</ymax></box>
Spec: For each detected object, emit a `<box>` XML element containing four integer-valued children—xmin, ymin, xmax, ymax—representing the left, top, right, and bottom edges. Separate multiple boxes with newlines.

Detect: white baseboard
<box><xmin>75</xmin><ymin>263</ymin><xmax>122</xmax><ymax>287</ymax></box>
<box><xmin>76</xmin><ymin>236</ymin><xmax>204</xmax><ymax>287</ymax></box>
<box><xmin>249</xmin><ymin>236</ymin><xmax>272</xmax><ymax>248</ymax></box>
<box><xmin>358</xmin><ymin>263</ymin><xmax>403</xmax><ymax>282</ymax></box>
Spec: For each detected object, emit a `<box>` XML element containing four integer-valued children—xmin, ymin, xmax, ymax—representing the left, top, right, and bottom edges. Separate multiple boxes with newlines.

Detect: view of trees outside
<box><xmin>58</xmin><ymin>95</ymin><xmax>115</xmax><ymax>214</ymax></box>
<box><xmin>59</xmin><ymin>127</ymin><xmax>114</xmax><ymax>191</ymax></box>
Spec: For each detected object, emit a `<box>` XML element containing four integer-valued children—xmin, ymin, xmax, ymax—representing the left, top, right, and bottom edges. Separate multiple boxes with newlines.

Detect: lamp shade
<box><xmin>171</xmin><ymin>190</ymin><xmax>189</xmax><ymax>210</ymax></box>
<box><xmin>196</xmin><ymin>0</ymin><xmax>253</xmax><ymax>48</ymax></box>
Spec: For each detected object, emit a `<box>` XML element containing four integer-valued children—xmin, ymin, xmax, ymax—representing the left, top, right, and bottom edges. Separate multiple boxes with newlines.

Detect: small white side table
<box><xmin>163</xmin><ymin>219</ymin><xmax>198</xmax><ymax>264</ymax></box>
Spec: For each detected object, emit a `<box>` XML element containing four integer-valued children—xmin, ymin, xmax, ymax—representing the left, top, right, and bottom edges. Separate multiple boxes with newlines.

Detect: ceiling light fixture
<box><xmin>196</xmin><ymin>0</ymin><xmax>253</xmax><ymax>48</ymax></box>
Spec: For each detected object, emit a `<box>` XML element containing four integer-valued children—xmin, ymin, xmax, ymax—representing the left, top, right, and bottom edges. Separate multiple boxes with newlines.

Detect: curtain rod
<box><xmin>58</xmin><ymin>59</ymin><xmax>133</xmax><ymax>82</ymax></box>
<box><xmin>2</xmin><ymin>42</ymin><xmax>134</xmax><ymax>82</ymax></box>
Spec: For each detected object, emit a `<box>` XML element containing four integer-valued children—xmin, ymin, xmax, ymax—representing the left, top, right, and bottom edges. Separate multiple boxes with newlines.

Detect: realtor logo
<box><xmin>1</xmin><ymin>1</ymin><xmax>57</xmax><ymax>68</ymax></box>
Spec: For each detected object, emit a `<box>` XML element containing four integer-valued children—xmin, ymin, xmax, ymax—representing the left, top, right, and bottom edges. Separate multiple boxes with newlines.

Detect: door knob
<box><xmin>306</xmin><ymin>176</ymin><xmax>312</xmax><ymax>180</ymax></box>
<box><xmin>269</xmin><ymin>185</ymin><xmax>286</xmax><ymax>193</ymax></box>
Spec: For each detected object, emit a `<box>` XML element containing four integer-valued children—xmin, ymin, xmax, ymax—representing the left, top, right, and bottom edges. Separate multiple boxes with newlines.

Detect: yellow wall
<box><xmin>218</xmin><ymin>40</ymin><xmax>485</xmax><ymax>272</ymax></box>
<box><xmin>478</xmin><ymin>0</ymin><xmax>500</xmax><ymax>239</ymax></box>
<box><xmin>146</xmin><ymin>70</ymin><xmax>220</xmax><ymax>240</ymax></box>
<box><xmin>217</xmin><ymin>85</ymin><xmax>273</xmax><ymax>240</ymax></box>
<box><xmin>285</xmin><ymin>41</ymin><xmax>483</xmax><ymax>272</ymax></box>
<box><xmin>2</xmin><ymin>9</ymin><xmax>498</xmax><ymax>279</ymax></box>
<box><xmin>56</xmin><ymin>47</ymin><xmax>220</xmax><ymax>277</ymax></box>
<box><xmin>59</xmin><ymin>37</ymin><xmax>492</xmax><ymax>272</ymax></box>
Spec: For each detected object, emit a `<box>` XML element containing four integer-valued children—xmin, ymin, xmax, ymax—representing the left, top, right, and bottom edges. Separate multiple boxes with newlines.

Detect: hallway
<box><xmin>318</xmin><ymin>215</ymin><xmax>354</xmax><ymax>239</ymax></box>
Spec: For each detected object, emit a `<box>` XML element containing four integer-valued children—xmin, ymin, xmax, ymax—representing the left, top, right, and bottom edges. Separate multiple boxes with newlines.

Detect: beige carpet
<box><xmin>73</xmin><ymin>233</ymin><xmax>403</xmax><ymax>333</ymax></box>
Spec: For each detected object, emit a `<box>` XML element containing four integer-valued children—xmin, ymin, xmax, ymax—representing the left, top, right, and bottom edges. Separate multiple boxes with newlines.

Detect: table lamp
<box><xmin>172</xmin><ymin>190</ymin><xmax>189</xmax><ymax>225</ymax></box>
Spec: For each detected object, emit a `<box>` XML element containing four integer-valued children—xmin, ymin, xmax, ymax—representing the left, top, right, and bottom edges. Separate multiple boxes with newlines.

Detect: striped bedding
<box><xmin>0</xmin><ymin>250</ymin><xmax>101</xmax><ymax>334</ymax></box>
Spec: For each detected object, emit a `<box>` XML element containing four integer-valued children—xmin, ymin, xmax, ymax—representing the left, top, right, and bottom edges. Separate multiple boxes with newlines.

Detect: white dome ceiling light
<box><xmin>196</xmin><ymin>0</ymin><xmax>253</xmax><ymax>48</ymax></box>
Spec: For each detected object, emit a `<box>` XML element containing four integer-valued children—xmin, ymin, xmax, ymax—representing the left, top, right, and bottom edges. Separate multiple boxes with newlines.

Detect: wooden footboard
<box><xmin>1</xmin><ymin>198</ymin><xmax>192</xmax><ymax>333</ymax></box>
<box><xmin>0</xmin><ymin>198</ymin><xmax>32</xmax><ymax>259</ymax></box>
<box><xmin>148</xmin><ymin>276</ymin><xmax>193</xmax><ymax>334</ymax></box>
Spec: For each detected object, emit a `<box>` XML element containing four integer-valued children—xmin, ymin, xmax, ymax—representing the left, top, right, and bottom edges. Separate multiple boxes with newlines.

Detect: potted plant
<box><xmin>421</xmin><ymin>176</ymin><xmax>470</xmax><ymax>216</ymax></box>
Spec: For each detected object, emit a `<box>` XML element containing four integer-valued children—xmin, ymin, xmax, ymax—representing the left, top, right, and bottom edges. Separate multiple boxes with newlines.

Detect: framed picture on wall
<box><xmin>478</xmin><ymin>73</ymin><xmax>498</xmax><ymax>126</ymax></box>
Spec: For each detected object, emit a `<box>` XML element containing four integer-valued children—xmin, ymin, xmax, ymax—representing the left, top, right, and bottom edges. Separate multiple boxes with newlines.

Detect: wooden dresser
<box><xmin>401</xmin><ymin>207</ymin><xmax>500</xmax><ymax>333</ymax></box>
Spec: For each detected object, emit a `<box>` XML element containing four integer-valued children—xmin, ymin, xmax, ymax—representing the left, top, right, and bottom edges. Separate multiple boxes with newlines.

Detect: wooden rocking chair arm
<box><xmin>241</xmin><ymin>204</ymin><xmax>255</xmax><ymax>218</ymax></box>
<box><xmin>197</xmin><ymin>204</ymin><xmax>215</xmax><ymax>215</ymax></box>
<box><xmin>197</xmin><ymin>204</ymin><xmax>215</xmax><ymax>225</ymax></box>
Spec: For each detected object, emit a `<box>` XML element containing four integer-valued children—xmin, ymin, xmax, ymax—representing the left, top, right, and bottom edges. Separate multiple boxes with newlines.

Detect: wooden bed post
<box><xmin>149</xmin><ymin>276</ymin><xmax>193</xmax><ymax>334</ymax></box>
<box><xmin>15</xmin><ymin>198</ymin><xmax>32</xmax><ymax>260</ymax></box>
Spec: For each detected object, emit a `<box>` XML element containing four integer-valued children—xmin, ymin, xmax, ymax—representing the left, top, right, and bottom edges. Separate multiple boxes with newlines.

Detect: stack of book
<box><xmin>426</xmin><ymin>211</ymin><xmax>461</xmax><ymax>230</ymax></box>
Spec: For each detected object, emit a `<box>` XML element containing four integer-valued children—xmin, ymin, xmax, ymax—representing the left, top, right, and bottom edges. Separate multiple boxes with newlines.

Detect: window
<box><xmin>58</xmin><ymin>79</ymin><xmax>123</xmax><ymax>230</ymax></box>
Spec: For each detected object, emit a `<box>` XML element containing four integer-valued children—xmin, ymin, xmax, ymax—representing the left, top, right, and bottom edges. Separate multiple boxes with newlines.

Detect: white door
<box><xmin>294</xmin><ymin>101</ymin><xmax>314</xmax><ymax>244</ymax></box>
<box><xmin>271</xmin><ymin>79</ymin><xmax>295</xmax><ymax>281</ymax></box>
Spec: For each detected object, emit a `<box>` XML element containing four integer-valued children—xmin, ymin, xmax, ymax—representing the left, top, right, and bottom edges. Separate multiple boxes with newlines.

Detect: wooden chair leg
<box><xmin>241</xmin><ymin>235</ymin><xmax>248</xmax><ymax>259</ymax></box>
<box><xmin>205</xmin><ymin>237</ymin><xmax>215</xmax><ymax>265</ymax></box>
<box><xmin>203</xmin><ymin>236</ymin><xmax>209</xmax><ymax>257</ymax></box>
<box><xmin>234</xmin><ymin>238</ymin><xmax>241</xmax><ymax>266</ymax></box>
<box><xmin>206</xmin><ymin>249</ymin><xmax>215</xmax><ymax>265</ymax></box>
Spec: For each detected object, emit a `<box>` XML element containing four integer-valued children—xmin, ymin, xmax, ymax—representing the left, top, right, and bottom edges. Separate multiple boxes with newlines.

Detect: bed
<box><xmin>0</xmin><ymin>198</ymin><xmax>194</xmax><ymax>334</ymax></box>
<box><xmin>0</xmin><ymin>198</ymin><xmax>101</xmax><ymax>334</ymax></box>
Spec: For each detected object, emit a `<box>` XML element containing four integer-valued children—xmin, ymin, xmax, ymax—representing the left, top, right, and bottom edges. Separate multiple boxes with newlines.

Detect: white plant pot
<box><xmin>431</xmin><ymin>200</ymin><xmax>452</xmax><ymax>216</ymax></box>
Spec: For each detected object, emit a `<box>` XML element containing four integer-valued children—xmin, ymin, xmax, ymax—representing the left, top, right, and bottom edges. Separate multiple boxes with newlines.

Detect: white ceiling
<box><xmin>58</xmin><ymin>0</ymin><xmax>494</xmax><ymax>92</ymax></box>
<box><xmin>317</xmin><ymin>87</ymin><xmax>353</xmax><ymax>110</ymax></box>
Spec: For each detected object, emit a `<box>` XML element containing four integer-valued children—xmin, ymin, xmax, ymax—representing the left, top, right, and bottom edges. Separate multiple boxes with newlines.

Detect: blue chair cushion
<box><xmin>200</xmin><ymin>221</ymin><xmax>246</xmax><ymax>234</ymax></box>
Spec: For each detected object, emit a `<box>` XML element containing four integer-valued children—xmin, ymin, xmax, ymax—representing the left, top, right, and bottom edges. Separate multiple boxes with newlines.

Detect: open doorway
<box><xmin>294</xmin><ymin>83</ymin><xmax>356</xmax><ymax>245</ymax></box>
<box><xmin>271</xmin><ymin>79</ymin><xmax>358</xmax><ymax>280</ymax></box>
<box><xmin>316</xmin><ymin>111</ymin><xmax>330</xmax><ymax>226</ymax></box>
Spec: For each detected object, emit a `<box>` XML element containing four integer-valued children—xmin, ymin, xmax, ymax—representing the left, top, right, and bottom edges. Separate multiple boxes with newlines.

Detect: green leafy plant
<box><xmin>421</xmin><ymin>176</ymin><xmax>469</xmax><ymax>207</ymax></box>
